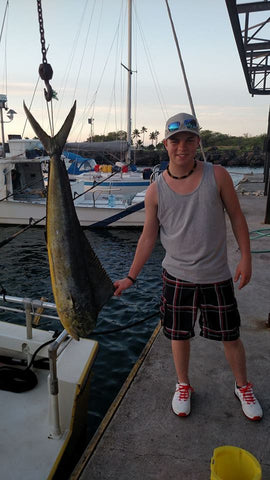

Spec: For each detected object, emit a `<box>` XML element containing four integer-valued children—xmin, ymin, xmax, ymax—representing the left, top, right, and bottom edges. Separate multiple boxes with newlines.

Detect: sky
<box><xmin>0</xmin><ymin>0</ymin><xmax>269</xmax><ymax>144</ymax></box>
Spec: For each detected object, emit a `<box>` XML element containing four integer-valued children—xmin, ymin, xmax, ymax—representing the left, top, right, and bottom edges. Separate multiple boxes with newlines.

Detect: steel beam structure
<box><xmin>225</xmin><ymin>0</ymin><xmax>270</xmax><ymax>95</ymax></box>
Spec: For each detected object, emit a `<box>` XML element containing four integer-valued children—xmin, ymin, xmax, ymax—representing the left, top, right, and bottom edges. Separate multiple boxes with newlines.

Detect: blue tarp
<box><xmin>64</xmin><ymin>151</ymin><xmax>96</xmax><ymax>175</ymax></box>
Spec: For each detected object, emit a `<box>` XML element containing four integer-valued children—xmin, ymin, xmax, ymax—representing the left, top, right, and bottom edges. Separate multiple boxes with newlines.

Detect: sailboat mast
<box><xmin>126</xmin><ymin>0</ymin><xmax>132</xmax><ymax>164</ymax></box>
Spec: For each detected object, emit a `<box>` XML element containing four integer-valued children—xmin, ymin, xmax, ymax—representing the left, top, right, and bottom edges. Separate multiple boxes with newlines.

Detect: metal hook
<box><xmin>39</xmin><ymin>63</ymin><xmax>54</xmax><ymax>103</ymax></box>
<box><xmin>44</xmin><ymin>81</ymin><xmax>53</xmax><ymax>102</ymax></box>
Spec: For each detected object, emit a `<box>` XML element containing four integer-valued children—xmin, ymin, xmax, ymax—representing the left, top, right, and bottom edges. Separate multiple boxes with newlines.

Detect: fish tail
<box><xmin>23</xmin><ymin>101</ymin><xmax>76</xmax><ymax>156</ymax></box>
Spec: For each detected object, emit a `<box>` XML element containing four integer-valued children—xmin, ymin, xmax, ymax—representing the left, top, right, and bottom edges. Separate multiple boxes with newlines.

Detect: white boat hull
<box><xmin>0</xmin><ymin>197</ymin><xmax>145</xmax><ymax>227</ymax></box>
<box><xmin>82</xmin><ymin>176</ymin><xmax>150</xmax><ymax>196</ymax></box>
<box><xmin>0</xmin><ymin>146</ymin><xmax>146</xmax><ymax>228</ymax></box>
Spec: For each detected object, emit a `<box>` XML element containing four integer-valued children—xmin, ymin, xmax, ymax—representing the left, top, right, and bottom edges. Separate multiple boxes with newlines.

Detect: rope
<box><xmin>0</xmin><ymin>366</ymin><xmax>37</xmax><ymax>393</ymax></box>
<box><xmin>21</xmin><ymin>75</ymin><xmax>40</xmax><ymax>138</ymax></box>
<box><xmin>0</xmin><ymin>217</ymin><xmax>46</xmax><ymax>248</ymax></box>
<box><xmin>0</xmin><ymin>310</ymin><xmax>159</xmax><ymax>392</ymax></box>
<box><xmin>0</xmin><ymin>1</ymin><xmax>8</xmax><ymax>45</ymax></box>
<box><xmin>250</xmin><ymin>228</ymin><xmax>270</xmax><ymax>253</ymax></box>
<box><xmin>91</xmin><ymin>310</ymin><xmax>160</xmax><ymax>335</ymax></box>
<box><xmin>0</xmin><ymin>333</ymin><xmax>58</xmax><ymax>393</ymax></box>
<box><xmin>0</xmin><ymin>0</ymin><xmax>9</xmax><ymax>96</ymax></box>
<box><xmin>165</xmin><ymin>0</ymin><xmax>206</xmax><ymax>161</ymax></box>
<box><xmin>72</xmin><ymin>8</ymin><xmax>125</xmax><ymax>139</ymax></box>
<box><xmin>71</xmin><ymin>0</ymin><xmax>97</xmax><ymax>106</ymax></box>
<box><xmin>134</xmin><ymin>5</ymin><xmax>168</xmax><ymax>122</ymax></box>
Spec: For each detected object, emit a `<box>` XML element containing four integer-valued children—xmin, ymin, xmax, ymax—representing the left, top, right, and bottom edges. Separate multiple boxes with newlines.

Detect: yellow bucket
<box><xmin>210</xmin><ymin>446</ymin><xmax>262</xmax><ymax>480</ymax></box>
<box><xmin>107</xmin><ymin>164</ymin><xmax>112</xmax><ymax>173</ymax></box>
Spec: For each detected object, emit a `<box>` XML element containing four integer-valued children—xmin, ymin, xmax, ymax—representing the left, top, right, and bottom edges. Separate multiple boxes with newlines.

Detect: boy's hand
<box><xmin>114</xmin><ymin>277</ymin><xmax>135</xmax><ymax>296</ymax></box>
<box><xmin>234</xmin><ymin>257</ymin><xmax>252</xmax><ymax>289</ymax></box>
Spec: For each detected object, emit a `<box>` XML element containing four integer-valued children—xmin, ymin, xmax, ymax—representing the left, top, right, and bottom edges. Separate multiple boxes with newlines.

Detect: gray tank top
<box><xmin>156</xmin><ymin>162</ymin><xmax>231</xmax><ymax>283</ymax></box>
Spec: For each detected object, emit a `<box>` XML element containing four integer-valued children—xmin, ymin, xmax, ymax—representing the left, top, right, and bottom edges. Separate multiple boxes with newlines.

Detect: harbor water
<box><xmin>0</xmin><ymin>225</ymin><xmax>164</xmax><ymax>443</ymax></box>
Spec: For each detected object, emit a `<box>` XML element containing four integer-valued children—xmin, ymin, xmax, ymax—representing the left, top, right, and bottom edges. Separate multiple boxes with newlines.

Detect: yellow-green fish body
<box><xmin>24</xmin><ymin>102</ymin><xmax>114</xmax><ymax>340</ymax></box>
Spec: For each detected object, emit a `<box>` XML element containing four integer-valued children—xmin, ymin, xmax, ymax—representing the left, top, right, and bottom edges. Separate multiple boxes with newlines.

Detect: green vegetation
<box><xmin>200</xmin><ymin>130</ymin><xmax>266</xmax><ymax>152</ymax></box>
<box><xmin>89</xmin><ymin>128</ymin><xmax>266</xmax><ymax>152</ymax></box>
<box><xmin>90</xmin><ymin>130</ymin><xmax>127</xmax><ymax>142</ymax></box>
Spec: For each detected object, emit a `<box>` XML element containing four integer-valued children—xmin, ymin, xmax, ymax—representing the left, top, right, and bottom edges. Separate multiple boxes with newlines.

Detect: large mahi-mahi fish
<box><xmin>24</xmin><ymin>101</ymin><xmax>114</xmax><ymax>340</ymax></box>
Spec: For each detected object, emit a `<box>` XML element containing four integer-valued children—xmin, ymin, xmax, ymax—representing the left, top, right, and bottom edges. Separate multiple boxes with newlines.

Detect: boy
<box><xmin>114</xmin><ymin>112</ymin><xmax>262</xmax><ymax>421</ymax></box>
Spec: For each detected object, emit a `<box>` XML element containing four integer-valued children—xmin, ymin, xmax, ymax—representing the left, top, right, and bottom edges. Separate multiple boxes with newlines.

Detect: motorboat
<box><xmin>0</xmin><ymin>138</ymin><xmax>146</xmax><ymax>227</ymax></box>
<box><xmin>0</xmin><ymin>293</ymin><xmax>98</xmax><ymax>480</ymax></box>
<box><xmin>65</xmin><ymin>150</ymin><xmax>152</xmax><ymax>196</ymax></box>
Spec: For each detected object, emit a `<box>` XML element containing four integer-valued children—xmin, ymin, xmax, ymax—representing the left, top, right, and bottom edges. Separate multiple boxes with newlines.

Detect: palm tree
<box><xmin>140</xmin><ymin>126</ymin><xmax>147</xmax><ymax>145</ymax></box>
<box><xmin>132</xmin><ymin>129</ymin><xmax>140</xmax><ymax>145</ymax></box>
<box><xmin>154</xmin><ymin>130</ymin><xmax>160</xmax><ymax>147</ymax></box>
<box><xmin>149</xmin><ymin>131</ymin><xmax>156</xmax><ymax>145</ymax></box>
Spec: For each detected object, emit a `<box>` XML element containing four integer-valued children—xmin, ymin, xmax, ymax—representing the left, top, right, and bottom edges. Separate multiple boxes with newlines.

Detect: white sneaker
<box><xmin>234</xmin><ymin>382</ymin><xmax>263</xmax><ymax>421</ymax></box>
<box><xmin>172</xmin><ymin>382</ymin><xmax>194</xmax><ymax>417</ymax></box>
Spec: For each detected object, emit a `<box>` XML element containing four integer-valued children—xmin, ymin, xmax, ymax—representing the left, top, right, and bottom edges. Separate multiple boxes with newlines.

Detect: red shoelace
<box><xmin>176</xmin><ymin>384</ymin><xmax>194</xmax><ymax>400</ymax></box>
<box><xmin>238</xmin><ymin>382</ymin><xmax>256</xmax><ymax>404</ymax></box>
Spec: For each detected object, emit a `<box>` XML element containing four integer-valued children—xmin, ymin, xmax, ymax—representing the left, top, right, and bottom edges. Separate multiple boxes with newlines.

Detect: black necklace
<box><xmin>167</xmin><ymin>160</ymin><xmax>197</xmax><ymax>180</ymax></box>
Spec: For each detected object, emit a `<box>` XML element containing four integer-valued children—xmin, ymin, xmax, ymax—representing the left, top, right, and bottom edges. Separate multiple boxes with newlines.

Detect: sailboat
<box><xmin>64</xmin><ymin>0</ymin><xmax>153</xmax><ymax>197</ymax></box>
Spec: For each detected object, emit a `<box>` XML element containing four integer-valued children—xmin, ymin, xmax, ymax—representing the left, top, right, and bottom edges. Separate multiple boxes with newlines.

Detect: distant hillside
<box><xmin>87</xmin><ymin>129</ymin><xmax>267</xmax><ymax>167</ymax></box>
<box><xmin>132</xmin><ymin>147</ymin><xmax>265</xmax><ymax>167</ymax></box>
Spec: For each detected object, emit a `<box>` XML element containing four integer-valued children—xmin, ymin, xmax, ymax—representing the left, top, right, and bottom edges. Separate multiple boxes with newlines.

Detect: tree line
<box><xmin>88</xmin><ymin>127</ymin><xmax>266</xmax><ymax>152</ymax></box>
<box><xmin>88</xmin><ymin>126</ymin><xmax>160</xmax><ymax>147</ymax></box>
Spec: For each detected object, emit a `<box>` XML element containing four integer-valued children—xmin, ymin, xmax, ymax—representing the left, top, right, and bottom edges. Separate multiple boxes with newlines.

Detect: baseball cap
<box><xmin>164</xmin><ymin>113</ymin><xmax>200</xmax><ymax>140</ymax></box>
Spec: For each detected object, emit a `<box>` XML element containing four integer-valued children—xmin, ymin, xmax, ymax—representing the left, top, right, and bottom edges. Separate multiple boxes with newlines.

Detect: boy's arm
<box><xmin>214</xmin><ymin>165</ymin><xmax>252</xmax><ymax>289</ymax></box>
<box><xmin>114</xmin><ymin>182</ymin><xmax>159</xmax><ymax>296</ymax></box>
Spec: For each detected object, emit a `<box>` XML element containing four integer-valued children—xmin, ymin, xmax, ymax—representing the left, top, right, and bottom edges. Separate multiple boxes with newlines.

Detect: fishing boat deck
<box><xmin>72</xmin><ymin>176</ymin><xmax>270</xmax><ymax>480</ymax></box>
<box><xmin>1</xmin><ymin>368</ymin><xmax>69</xmax><ymax>479</ymax></box>
<box><xmin>0</xmin><ymin>321</ymin><xmax>98</xmax><ymax>480</ymax></box>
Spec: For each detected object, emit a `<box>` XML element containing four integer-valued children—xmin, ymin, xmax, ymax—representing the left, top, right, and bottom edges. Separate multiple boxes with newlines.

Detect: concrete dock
<box><xmin>72</xmin><ymin>174</ymin><xmax>270</xmax><ymax>480</ymax></box>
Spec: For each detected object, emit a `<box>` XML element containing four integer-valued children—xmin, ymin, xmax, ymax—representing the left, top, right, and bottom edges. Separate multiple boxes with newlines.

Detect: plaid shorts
<box><xmin>160</xmin><ymin>270</ymin><xmax>240</xmax><ymax>341</ymax></box>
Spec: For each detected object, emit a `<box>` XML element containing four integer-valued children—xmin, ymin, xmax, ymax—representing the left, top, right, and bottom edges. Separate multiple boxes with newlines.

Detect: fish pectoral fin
<box><xmin>82</xmin><ymin>235</ymin><xmax>115</xmax><ymax>311</ymax></box>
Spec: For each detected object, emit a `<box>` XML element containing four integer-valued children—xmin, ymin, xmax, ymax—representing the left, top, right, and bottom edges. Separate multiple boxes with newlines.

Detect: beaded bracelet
<box><xmin>127</xmin><ymin>275</ymin><xmax>136</xmax><ymax>284</ymax></box>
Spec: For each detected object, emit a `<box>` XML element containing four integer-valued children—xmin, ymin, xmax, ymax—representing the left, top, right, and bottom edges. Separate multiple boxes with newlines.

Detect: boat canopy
<box><xmin>64</xmin><ymin>151</ymin><xmax>96</xmax><ymax>175</ymax></box>
<box><xmin>65</xmin><ymin>140</ymin><xmax>128</xmax><ymax>154</ymax></box>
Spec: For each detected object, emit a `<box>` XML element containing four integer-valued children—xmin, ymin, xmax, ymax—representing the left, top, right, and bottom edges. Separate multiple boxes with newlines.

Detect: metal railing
<box><xmin>0</xmin><ymin>294</ymin><xmax>69</xmax><ymax>438</ymax></box>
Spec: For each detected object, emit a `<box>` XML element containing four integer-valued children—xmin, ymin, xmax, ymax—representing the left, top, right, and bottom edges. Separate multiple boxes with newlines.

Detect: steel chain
<box><xmin>37</xmin><ymin>0</ymin><xmax>47</xmax><ymax>64</ymax></box>
<box><xmin>36</xmin><ymin>0</ymin><xmax>54</xmax><ymax>102</ymax></box>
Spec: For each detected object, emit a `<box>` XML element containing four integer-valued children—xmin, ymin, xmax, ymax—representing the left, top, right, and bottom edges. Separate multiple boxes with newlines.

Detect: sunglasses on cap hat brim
<box><xmin>167</xmin><ymin>119</ymin><xmax>198</xmax><ymax>132</ymax></box>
